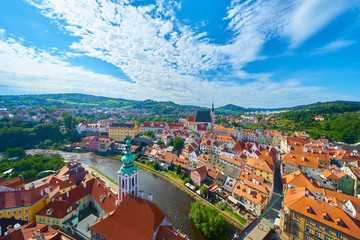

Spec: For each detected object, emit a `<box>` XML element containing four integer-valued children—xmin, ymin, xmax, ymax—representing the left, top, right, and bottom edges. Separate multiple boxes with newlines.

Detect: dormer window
<box><xmin>67</xmin><ymin>206</ymin><xmax>72</xmax><ymax>213</ymax></box>
<box><xmin>46</xmin><ymin>208</ymin><xmax>53</xmax><ymax>216</ymax></box>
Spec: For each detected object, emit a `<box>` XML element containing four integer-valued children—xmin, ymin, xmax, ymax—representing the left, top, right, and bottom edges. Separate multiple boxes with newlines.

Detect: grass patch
<box><xmin>89</xmin><ymin>166</ymin><xmax>117</xmax><ymax>185</ymax></box>
<box><xmin>224</xmin><ymin>208</ymin><xmax>247</xmax><ymax>224</ymax></box>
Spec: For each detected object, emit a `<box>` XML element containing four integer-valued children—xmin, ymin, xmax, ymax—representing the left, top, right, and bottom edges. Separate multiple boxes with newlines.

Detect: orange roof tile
<box><xmin>90</xmin><ymin>194</ymin><xmax>166</xmax><ymax>240</ymax></box>
<box><xmin>285</xmin><ymin>195</ymin><xmax>360</xmax><ymax>239</ymax></box>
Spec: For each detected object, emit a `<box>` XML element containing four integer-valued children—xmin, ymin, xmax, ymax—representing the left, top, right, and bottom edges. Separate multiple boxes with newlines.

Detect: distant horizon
<box><xmin>1</xmin><ymin>92</ymin><xmax>359</xmax><ymax>110</ymax></box>
<box><xmin>1</xmin><ymin>1</ymin><xmax>360</xmax><ymax>107</ymax></box>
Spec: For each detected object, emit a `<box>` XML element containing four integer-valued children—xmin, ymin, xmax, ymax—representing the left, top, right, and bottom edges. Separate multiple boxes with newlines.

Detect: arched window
<box><xmin>132</xmin><ymin>178</ymin><xmax>135</xmax><ymax>187</ymax></box>
<box><xmin>122</xmin><ymin>179</ymin><xmax>124</xmax><ymax>188</ymax></box>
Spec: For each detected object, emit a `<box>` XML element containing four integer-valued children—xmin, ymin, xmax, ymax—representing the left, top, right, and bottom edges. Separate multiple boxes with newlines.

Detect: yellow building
<box><xmin>36</xmin><ymin>199</ymin><xmax>78</xmax><ymax>230</ymax></box>
<box><xmin>109</xmin><ymin>123</ymin><xmax>138</xmax><ymax>142</ymax></box>
<box><xmin>0</xmin><ymin>188</ymin><xmax>50</xmax><ymax>221</ymax></box>
<box><xmin>280</xmin><ymin>188</ymin><xmax>360</xmax><ymax>240</ymax></box>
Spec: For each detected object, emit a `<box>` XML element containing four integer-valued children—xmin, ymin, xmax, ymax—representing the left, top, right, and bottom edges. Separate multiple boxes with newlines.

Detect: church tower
<box><xmin>211</xmin><ymin>100</ymin><xmax>215</xmax><ymax>128</ymax></box>
<box><xmin>118</xmin><ymin>137</ymin><xmax>138</xmax><ymax>202</ymax></box>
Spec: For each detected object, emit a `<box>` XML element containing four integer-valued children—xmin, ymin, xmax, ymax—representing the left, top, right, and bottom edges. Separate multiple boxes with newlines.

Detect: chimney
<box><xmin>311</xmin><ymin>149</ymin><xmax>313</xmax><ymax>153</ymax></box>
<box><xmin>66</xmin><ymin>191</ymin><xmax>69</xmax><ymax>198</ymax></box>
<box><xmin>40</xmin><ymin>189</ymin><xmax>43</xmax><ymax>196</ymax></box>
<box><xmin>59</xmin><ymin>197</ymin><xmax>62</xmax><ymax>200</ymax></box>
<box><xmin>302</xmin><ymin>156</ymin><xmax>305</xmax><ymax>161</ymax></box>
<box><xmin>325</xmin><ymin>197</ymin><xmax>328</xmax><ymax>203</ymax></box>
<box><xmin>147</xmin><ymin>193</ymin><xmax>153</xmax><ymax>201</ymax></box>
<box><xmin>303</xmin><ymin>147</ymin><xmax>308</xmax><ymax>153</ymax></box>
<box><xmin>83</xmin><ymin>182</ymin><xmax>86</xmax><ymax>188</ymax></box>
<box><xmin>319</xmin><ymin>150</ymin><xmax>322</xmax><ymax>154</ymax></box>
<box><xmin>248</xmin><ymin>188</ymin><xmax>251</xmax><ymax>195</ymax></box>
<box><xmin>139</xmin><ymin>190</ymin><xmax>144</xmax><ymax>199</ymax></box>
<box><xmin>52</xmin><ymin>198</ymin><xmax>54</xmax><ymax>203</ymax></box>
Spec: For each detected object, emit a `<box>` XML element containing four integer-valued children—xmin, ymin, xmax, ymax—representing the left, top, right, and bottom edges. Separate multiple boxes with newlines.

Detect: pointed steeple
<box><xmin>212</xmin><ymin>100</ymin><xmax>214</xmax><ymax>113</ymax></box>
<box><xmin>118</xmin><ymin>136</ymin><xmax>137</xmax><ymax>175</ymax></box>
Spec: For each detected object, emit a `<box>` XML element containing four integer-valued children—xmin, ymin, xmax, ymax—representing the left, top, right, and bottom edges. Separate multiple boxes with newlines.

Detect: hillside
<box><xmin>0</xmin><ymin>93</ymin><xmax>207</xmax><ymax>115</ymax></box>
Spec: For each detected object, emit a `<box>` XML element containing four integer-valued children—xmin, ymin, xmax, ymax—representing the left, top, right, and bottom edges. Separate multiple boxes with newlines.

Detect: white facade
<box><xmin>118</xmin><ymin>171</ymin><xmax>138</xmax><ymax>202</ymax></box>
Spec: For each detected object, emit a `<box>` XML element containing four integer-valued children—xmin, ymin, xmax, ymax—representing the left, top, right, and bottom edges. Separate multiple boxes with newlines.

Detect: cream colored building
<box><xmin>109</xmin><ymin>123</ymin><xmax>138</xmax><ymax>142</ymax></box>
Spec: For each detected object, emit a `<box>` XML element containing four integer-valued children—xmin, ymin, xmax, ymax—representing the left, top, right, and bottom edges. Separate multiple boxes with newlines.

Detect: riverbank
<box><xmin>132</xmin><ymin>160</ymin><xmax>247</xmax><ymax>230</ymax></box>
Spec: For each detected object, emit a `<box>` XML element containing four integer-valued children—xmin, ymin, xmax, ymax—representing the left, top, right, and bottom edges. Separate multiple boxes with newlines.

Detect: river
<box><xmin>27</xmin><ymin>149</ymin><xmax>236</xmax><ymax>240</ymax></box>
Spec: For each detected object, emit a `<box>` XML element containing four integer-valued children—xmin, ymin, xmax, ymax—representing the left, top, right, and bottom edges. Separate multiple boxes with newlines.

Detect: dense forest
<box><xmin>276</xmin><ymin>102</ymin><xmax>360</xmax><ymax>144</ymax></box>
<box><xmin>0</xmin><ymin>150</ymin><xmax>65</xmax><ymax>181</ymax></box>
<box><xmin>0</xmin><ymin>116</ymin><xmax>81</xmax><ymax>151</ymax></box>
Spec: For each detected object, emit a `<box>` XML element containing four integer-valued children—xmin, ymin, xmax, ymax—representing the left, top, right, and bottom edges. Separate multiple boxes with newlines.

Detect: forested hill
<box><xmin>288</xmin><ymin>101</ymin><xmax>360</xmax><ymax>113</ymax></box>
<box><xmin>276</xmin><ymin>103</ymin><xmax>360</xmax><ymax>144</ymax></box>
<box><xmin>0</xmin><ymin>93</ymin><xmax>207</xmax><ymax>114</ymax></box>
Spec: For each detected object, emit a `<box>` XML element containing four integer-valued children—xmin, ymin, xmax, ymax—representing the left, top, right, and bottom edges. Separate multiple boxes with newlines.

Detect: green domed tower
<box><xmin>118</xmin><ymin>137</ymin><xmax>138</xmax><ymax>202</ymax></box>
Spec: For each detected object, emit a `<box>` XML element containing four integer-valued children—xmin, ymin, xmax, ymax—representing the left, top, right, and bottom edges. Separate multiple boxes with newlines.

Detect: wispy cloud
<box><xmin>312</xmin><ymin>39</ymin><xmax>356</xmax><ymax>55</ymax></box>
<box><xmin>0</xmin><ymin>0</ymin><xmax>355</xmax><ymax>107</ymax></box>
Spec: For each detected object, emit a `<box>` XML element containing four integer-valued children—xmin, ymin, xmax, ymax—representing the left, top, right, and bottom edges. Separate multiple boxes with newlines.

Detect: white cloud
<box><xmin>1</xmin><ymin>0</ymin><xmax>352</xmax><ymax>107</ymax></box>
<box><xmin>312</xmin><ymin>39</ymin><xmax>356</xmax><ymax>55</ymax></box>
<box><xmin>283</xmin><ymin>0</ymin><xmax>355</xmax><ymax>48</ymax></box>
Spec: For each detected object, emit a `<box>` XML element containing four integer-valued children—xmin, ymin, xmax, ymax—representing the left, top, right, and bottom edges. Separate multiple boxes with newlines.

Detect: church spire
<box><xmin>118</xmin><ymin>136</ymin><xmax>138</xmax><ymax>202</ymax></box>
<box><xmin>212</xmin><ymin>100</ymin><xmax>214</xmax><ymax>113</ymax></box>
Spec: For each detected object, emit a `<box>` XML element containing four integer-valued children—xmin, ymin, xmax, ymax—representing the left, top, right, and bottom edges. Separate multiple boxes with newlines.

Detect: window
<box><xmin>336</xmin><ymin>232</ymin><xmax>342</xmax><ymax>238</ymax></box>
<box><xmin>316</xmin><ymin>222</ymin><xmax>321</xmax><ymax>228</ymax></box>
<box><xmin>324</xmin><ymin>235</ymin><xmax>330</xmax><ymax>240</ymax></box>
<box><xmin>315</xmin><ymin>230</ymin><xmax>320</xmax><ymax>237</ymax></box>
<box><xmin>24</xmin><ymin>208</ymin><xmax>28</xmax><ymax>213</ymax></box>
<box><xmin>294</xmin><ymin>213</ymin><xmax>299</xmax><ymax>218</ymax></box>
<box><xmin>7</xmin><ymin>211</ymin><xmax>11</xmax><ymax>216</ymax></box>
<box><xmin>292</xmin><ymin>229</ymin><xmax>297</xmax><ymax>235</ymax></box>
<box><xmin>306</xmin><ymin>218</ymin><xmax>311</xmax><ymax>224</ymax></box>
<box><xmin>12</xmin><ymin>210</ymin><xmax>16</xmax><ymax>215</ymax></box>
<box><xmin>292</xmin><ymin>237</ymin><xmax>296</xmax><ymax>240</ymax></box>
<box><xmin>25</xmin><ymin>215</ymin><xmax>29</xmax><ymax>220</ymax></box>
<box><xmin>293</xmin><ymin>220</ymin><xmax>298</xmax><ymax>227</ymax></box>
<box><xmin>18</xmin><ymin>216</ymin><xmax>22</xmax><ymax>220</ymax></box>
<box><xmin>306</xmin><ymin>226</ymin><xmax>310</xmax><ymax>233</ymax></box>
<box><xmin>18</xmin><ymin>209</ymin><xmax>22</xmax><ymax>214</ymax></box>
<box><xmin>325</xmin><ymin>226</ymin><xmax>330</xmax><ymax>233</ymax></box>
<box><xmin>0</xmin><ymin>212</ymin><xmax>2</xmax><ymax>217</ymax></box>
<box><xmin>305</xmin><ymin>235</ymin><xmax>310</xmax><ymax>240</ymax></box>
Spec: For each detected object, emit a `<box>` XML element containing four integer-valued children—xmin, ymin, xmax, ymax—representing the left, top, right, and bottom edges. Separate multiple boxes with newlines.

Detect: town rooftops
<box><xmin>232</xmin><ymin>182</ymin><xmax>267</xmax><ymax>205</ymax></box>
<box><xmin>56</xmin><ymin>178</ymin><xmax>117</xmax><ymax>214</ymax></box>
<box><xmin>90</xmin><ymin>194</ymin><xmax>166</xmax><ymax>240</ymax></box>
<box><xmin>284</xmin><ymin>194</ymin><xmax>360</xmax><ymax>239</ymax></box>
<box><xmin>192</xmin><ymin>166</ymin><xmax>208</xmax><ymax>177</ymax></box>
<box><xmin>36</xmin><ymin>199</ymin><xmax>77</xmax><ymax>219</ymax></box>
<box><xmin>0</xmin><ymin>221</ymin><xmax>62</xmax><ymax>240</ymax></box>
<box><xmin>0</xmin><ymin>188</ymin><xmax>45</xmax><ymax>210</ymax></box>
<box><xmin>0</xmin><ymin>175</ymin><xmax>24</xmax><ymax>189</ymax></box>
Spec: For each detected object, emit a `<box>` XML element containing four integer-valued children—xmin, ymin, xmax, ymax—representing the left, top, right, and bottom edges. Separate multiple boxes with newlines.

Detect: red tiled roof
<box><xmin>36</xmin><ymin>199</ymin><xmax>77</xmax><ymax>219</ymax></box>
<box><xmin>56</xmin><ymin>178</ymin><xmax>117</xmax><ymax>214</ymax></box>
<box><xmin>0</xmin><ymin>188</ymin><xmax>46</xmax><ymax>210</ymax></box>
<box><xmin>90</xmin><ymin>194</ymin><xmax>166</xmax><ymax>240</ymax></box>
<box><xmin>0</xmin><ymin>221</ymin><xmax>61</xmax><ymax>240</ymax></box>
<box><xmin>0</xmin><ymin>175</ymin><xmax>24</xmax><ymax>189</ymax></box>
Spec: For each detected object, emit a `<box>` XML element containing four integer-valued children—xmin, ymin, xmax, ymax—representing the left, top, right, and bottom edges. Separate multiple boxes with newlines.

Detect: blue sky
<box><xmin>0</xmin><ymin>0</ymin><xmax>359</xmax><ymax>108</ymax></box>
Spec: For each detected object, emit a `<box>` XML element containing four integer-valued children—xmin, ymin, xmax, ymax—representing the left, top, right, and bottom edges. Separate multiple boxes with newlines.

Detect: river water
<box><xmin>27</xmin><ymin>149</ymin><xmax>224</xmax><ymax>239</ymax></box>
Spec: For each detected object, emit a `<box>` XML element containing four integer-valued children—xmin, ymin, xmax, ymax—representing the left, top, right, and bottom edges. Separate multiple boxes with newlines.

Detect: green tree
<box><xmin>189</xmin><ymin>201</ymin><xmax>228</xmax><ymax>239</ymax></box>
<box><xmin>173</xmin><ymin>137</ymin><xmax>184</xmax><ymax>150</ymax></box>
<box><xmin>152</xmin><ymin>161</ymin><xmax>160</xmax><ymax>171</ymax></box>
<box><xmin>200</xmin><ymin>185</ymin><xmax>209</xmax><ymax>196</ymax></box>
<box><xmin>6</xmin><ymin>147</ymin><xmax>26</xmax><ymax>158</ymax></box>
<box><xmin>168</xmin><ymin>163</ymin><xmax>175</xmax><ymax>171</ymax></box>
<box><xmin>176</xmin><ymin>164</ymin><xmax>181</xmax><ymax>175</ymax></box>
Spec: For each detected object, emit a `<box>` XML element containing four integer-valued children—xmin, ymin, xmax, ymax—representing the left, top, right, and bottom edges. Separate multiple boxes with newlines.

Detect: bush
<box><xmin>152</xmin><ymin>161</ymin><xmax>160</xmax><ymax>171</ymax></box>
<box><xmin>189</xmin><ymin>201</ymin><xmax>228</xmax><ymax>239</ymax></box>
